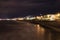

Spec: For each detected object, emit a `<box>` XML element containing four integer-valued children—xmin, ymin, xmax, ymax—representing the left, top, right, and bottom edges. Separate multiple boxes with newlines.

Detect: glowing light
<box><xmin>50</xmin><ymin>15</ymin><xmax>55</xmax><ymax>21</ymax></box>
<box><xmin>29</xmin><ymin>17</ymin><xmax>35</xmax><ymax>20</ymax></box>
<box><xmin>26</xmin><ymin>17</ymin><xmax>30</xmax><ymax>20</ymax></box>
<box><xmin>34</xmin><ymin>24</ymin><xmax>45</xmax><ymax>40</ymax></box>
<box><xmin>36</xmin><ymin>16</ymin><xmax>41</xmax><ymax>20</ymax></box>
<box><xmin>6</xmin><ymin>19</ymin><xmax>11</xmax><ymax>20</ymax></box>
<box><xmin>37</xmin><ymin>25</ymin><xmax>40</xmax><ymax>29</ymax></box>
<box><xmin>17</xmin><ymin>18</ymin><xmax>24</xmax><ymax>20</ymax></box>
<box><xmin>47</xmin><ymin>15</ymin><xmax>50</xmax><ymax>18</ymax></box>
<box><xmin>35</xmin><ymin>24</ymin><xmax>40</xmax><ymax>33</ymax></box>
<box><xmin>36</xmin><ymin>16</ymin><xmax>40</xmax><ymax>19</ymax></box>
<box><xmin>57</xmin><ymin>13</ymin><xmax>60</xmax><ymax>16</ymax></box>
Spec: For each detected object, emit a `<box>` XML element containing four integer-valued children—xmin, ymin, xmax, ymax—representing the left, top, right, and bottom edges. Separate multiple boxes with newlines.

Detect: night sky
<box><xmin>0</xmin><ymin>0</ymin><xmax>60</xmax><ymax>18</ymax></box>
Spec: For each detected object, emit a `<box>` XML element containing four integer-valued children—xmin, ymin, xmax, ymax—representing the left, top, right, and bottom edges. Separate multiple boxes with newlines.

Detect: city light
<box><xmin>0</xmin><ymin>13</ymin><xmax>60</xmax><ymax>21</ymax></box>
<box><xmin>17</xmin><ymin>18</ymin><xmax>24</xmax><ymax>20</ymax></box>
<box><xmin>36</xmin><ymin>16</ymin><xmax>40</xmax><ymax>19</ymax></box>
<box><xmin>49</xmin><ymin>15</ymin><xmax>55</xmax><ymax>21</ymax></box>
<box><xmin>47</xmin><ymin>15</ymin><xmax>50</xmax><ymax>18</ymax></box>
<box><xmin>56</xmin><ymin>13</ymin><xmax>60</xmax><ymax>16</ymax></box>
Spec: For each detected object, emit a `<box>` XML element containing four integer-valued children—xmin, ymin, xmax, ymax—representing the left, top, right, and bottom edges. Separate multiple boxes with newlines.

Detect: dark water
<box><xmin>0</xmin><ymin>21</ymin><xmax>60</xmax><ymax>40</ymax></box>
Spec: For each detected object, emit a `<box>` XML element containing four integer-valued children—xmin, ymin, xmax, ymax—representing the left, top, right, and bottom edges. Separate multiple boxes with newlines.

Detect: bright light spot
<box><xmin>6</xmin><ymin>19</ymin><xmax>11</xmax><ymax>20</ymax></box>
<box><xmin>36</xmin><ymin>16</ymin><xmax>41</xmax><ymax>20</ymax></box>
<box><xmin>29</xmin><ymin>17</ymin><xmax>35</xmax><ymax>20</ymax></box>
<box><xmin>26</xmin><ymin>17</ymin><xmax>30</xmax><ymax>20</ymax></box>
<box><xmin>57</xmin><ymin>13</ymin><xmax>60</xmax><ymax>16</ymax></box>
<box><xmin>47</xmin><ymin>15</ymin><xmax>50</xmax><ymax>18</ymax></box>
<box><xmin>50</xmin><ymin>15</ymin><xmax>55</xmax><ymax>21</ymax></box>
<box><xmin>36</xmin><ymin>24</ymin><xmax>40</xmax><ymax>33</ymax></box>
<box><xmin>36</xmin><ymin>16</ymin><xmax>40</xmax><ymax>19</ymax></box>
<box><xmin>17</xmin><ymin>18</ymin><xmax>24</xmax><ymax>20</ymax></box>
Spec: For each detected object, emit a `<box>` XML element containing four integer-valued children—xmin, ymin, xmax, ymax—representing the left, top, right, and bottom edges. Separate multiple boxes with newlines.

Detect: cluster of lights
<box><xmin>0</xmin><ymin>19</ymin><xmax>16</xmax><ymax>21</ymax></box>
<box><xmin>36</xmin><ymin>13</ymin><xmax>60</xmax><ymax>21</ymax></box>
<box><xmin>0</xmin><ymin>18</ymin><xmax>24</xmax><ymax>21</ymax></box>
<box><xmin>0</xmin><ymin>13</ymin><xmax>60</xmax><ymax>21</ymax></box>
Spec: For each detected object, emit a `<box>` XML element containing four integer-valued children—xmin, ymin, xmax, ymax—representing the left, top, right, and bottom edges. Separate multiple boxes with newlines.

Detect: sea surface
<box><xmin>0</xmin><ymin>20</ymin><xmax>60</xmax><ymax>40</ymax></box>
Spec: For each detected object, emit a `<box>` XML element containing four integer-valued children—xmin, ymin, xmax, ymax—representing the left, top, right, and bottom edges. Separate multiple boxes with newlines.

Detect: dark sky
<box><xmin>0</xmin><ymin>0</ymin><xmax>60</xmax><ymax>18</ymax></box>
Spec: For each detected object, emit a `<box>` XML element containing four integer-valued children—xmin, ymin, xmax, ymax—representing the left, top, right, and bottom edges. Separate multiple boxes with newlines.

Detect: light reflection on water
<box><xmin>34</xmin><ymin>24</ymin><xmax>45</xmax><ymax>40</ymax></box>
